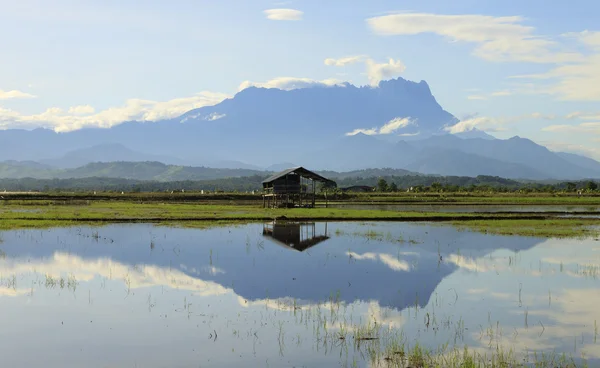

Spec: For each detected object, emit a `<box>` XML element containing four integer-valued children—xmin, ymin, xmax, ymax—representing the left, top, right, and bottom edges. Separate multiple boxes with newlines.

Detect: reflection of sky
<box><xmin>0</xmin><ymin>223</ymin><xmax>597</xmax><ymax>367</ymax></box>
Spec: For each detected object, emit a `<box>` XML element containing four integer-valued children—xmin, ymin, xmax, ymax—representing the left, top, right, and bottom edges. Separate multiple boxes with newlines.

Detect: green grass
<box><xmin>451</xmin><ymin>219</ymin><xmax>600</xmax><ymax>238</ymax></box>
<box><xmin>3</xmin><ymin>191</ymin><xmax>600</xmax><ymax>205</ymax></box>
<box><xmin>1</xmin><ymin>199</ymin><xmax>600</xmax><ymax>237</ymax></box>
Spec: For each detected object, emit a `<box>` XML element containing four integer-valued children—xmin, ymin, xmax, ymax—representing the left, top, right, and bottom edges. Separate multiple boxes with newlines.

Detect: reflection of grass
<box><xmin>578</xmin><ymin>264</ymin><xmax>600</xmax><ymax>278</ymax></box>
<box><xmin>451</xmin><ymin>219</ymin><xmax>600</xmax><ymax>238</ymax></box>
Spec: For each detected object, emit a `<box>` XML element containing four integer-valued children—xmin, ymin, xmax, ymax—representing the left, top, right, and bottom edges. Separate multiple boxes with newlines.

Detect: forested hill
<box><xmin>1</xmin><ymin>174</ymin><xmax>597</xmax><ymax>193</ymax></box>
<box><xmin>0</xmin><ymin>161</ymin><xmax>264</xmax><ymax>181</ymax></box>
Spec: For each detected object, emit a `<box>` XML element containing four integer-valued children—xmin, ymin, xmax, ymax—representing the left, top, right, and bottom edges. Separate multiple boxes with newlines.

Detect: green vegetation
<box><xmin>0</xmin><ymin>161</ymin><xmax>263</xmax><ymax>181</ymax></box>
<box><xmin>1</xmin><ymin>165</ymin><xmax>599</xmax><ymax>194</ymax></box>
<box><xmin>451</xmin><ymin>219</ymin><xmax>600</xmax><ymax>238</ymax></box>
<box><xmin>0</xmin><ymin>198</ymin><xmax>599</xmax><ymax>237</ymax></box>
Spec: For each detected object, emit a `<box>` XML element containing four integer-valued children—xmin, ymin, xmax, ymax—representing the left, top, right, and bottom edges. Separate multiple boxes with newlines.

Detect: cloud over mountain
<box><xmin>263</xmin><ymin>8</ymin><xmax>303</xmax><ymax>21</ymax></box>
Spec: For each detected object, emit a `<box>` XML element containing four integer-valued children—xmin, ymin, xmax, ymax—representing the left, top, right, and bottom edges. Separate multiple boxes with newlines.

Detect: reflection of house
<box><xmin>341</xmin><ymin>185</ymin><xmax>374</xmax><ymax>193</ymax></box>
<box><xmin>262</xmin><ymin>167</ymin><xmax>336</xmax><ymax>208</ymax></box>
<box><xmin>262</xmin><ymin>221</ymin><xmax>330</xmax><ymax>251</ymax></box>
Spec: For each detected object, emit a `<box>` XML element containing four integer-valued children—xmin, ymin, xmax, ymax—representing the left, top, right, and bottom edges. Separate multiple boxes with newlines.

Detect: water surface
<box><xmin>0</xmin><ymin>222</ymin><xmax>598</xmax><ymax>367</ymax></box>
<box><xmin>327</xmin><ymin>203</ymin><xmax>600</xmax><ymax>213</ymax></box>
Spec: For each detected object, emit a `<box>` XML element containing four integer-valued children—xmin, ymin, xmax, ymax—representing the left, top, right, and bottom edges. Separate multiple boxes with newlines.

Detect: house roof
<box><xmin>262</xmin><ymin>166</ymin><xmax>335</xmax><ymax>185</ymax></box>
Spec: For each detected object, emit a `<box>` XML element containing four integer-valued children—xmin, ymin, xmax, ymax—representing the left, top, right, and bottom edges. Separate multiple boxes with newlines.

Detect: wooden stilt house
<box><xmin>262</xmin><ymin>166</ymin><xmax>336</xmax><ymax>208</ymax></box>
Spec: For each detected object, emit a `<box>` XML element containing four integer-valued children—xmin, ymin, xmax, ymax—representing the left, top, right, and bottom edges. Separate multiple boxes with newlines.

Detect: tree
<box><xmin>377</xmin><ymin>178</ymin><xmax>389</xmax><ymax>192</ymax></box>
<box><xmin>389</xmin><ymin>182</ymin><xmax>398</xmax><ymax>192</ymax></box>
<box><xmin>566</xmin><ymin>182</ymin><xmax>577</xmax><ymax>192</ymax></box>
<box><xmin>586</xmin><ymin>181</ymin><xmax>598</xmax><ymax>191</ymax></box>
<box><xmin>430</xmin><ymin>182</ymin><xmax>442</xmax><ymax>192</ymax></box>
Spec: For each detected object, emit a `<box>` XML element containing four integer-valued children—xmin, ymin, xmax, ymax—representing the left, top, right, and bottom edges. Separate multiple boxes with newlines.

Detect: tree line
<box><xmin>0</xmin><ymin>175</ymin><xmax>598</xmax><ymax>194</ymax></box>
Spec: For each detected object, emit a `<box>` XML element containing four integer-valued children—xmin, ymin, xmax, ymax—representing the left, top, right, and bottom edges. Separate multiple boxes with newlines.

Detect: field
<box><xmin>1</xmin><ymin>192</ymin><xmax>600</xmax><ymax>237</ymax></box>
<box><xmin>3</xmin><ymin>191</ymin><xmax>600</xmax><ymax>204</ymax></box>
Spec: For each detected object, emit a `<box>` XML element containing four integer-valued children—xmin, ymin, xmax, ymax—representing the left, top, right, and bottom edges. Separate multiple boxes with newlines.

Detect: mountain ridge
<box><xmin>0</xmin><ymin>77</ymin><xmax>598</xmax><ymax>179</ymax></box>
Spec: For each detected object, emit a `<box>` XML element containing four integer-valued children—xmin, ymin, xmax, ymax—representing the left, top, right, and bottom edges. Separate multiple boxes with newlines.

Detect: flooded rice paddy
<box><xmin>0</xmin><ymin>222</ymin><xmax>599</xmax><ymax>367</ymax></box>
<box><xmin>327</xmin><ymin>203</ymin><xmax>600</xmax><ymax>214</ymax></box>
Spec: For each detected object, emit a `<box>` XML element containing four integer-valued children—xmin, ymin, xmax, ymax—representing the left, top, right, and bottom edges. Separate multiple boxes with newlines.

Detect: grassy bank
<box><xmin>2</xmin><ymin>191</ymin><xmax>600</xmax><ymax>205</ymax></box>
<box><xmin>0</xmin><ymin>200</ymin><xmax>599</xmax><ymax>237</ymax></box>
<box><xmin>451</xmin><ymin>219</ymin><xmax>600</xmax><ymax>238</ymax></box>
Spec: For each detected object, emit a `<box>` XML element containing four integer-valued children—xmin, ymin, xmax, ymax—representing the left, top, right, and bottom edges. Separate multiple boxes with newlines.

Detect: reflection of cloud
<box><xmin>469</xmin><ymin>288</ymin><xmax>600</xmax><ymax>359</ymax></box>
<box><xmin>466</xmin><ymin>288</ymin><xmax>488</xmax><ymax>294</ymax></box>
<box><xmin>202</xmin><ymin>266</ymin><xmax>225</xmax><ymax>275</ymax></box>
<box><xmin>445</xmin><ymin>254</ymin><xmax>492</xmax><ymax>272</ymax></box>
<box><xmin>0</xmin><ymin>286</ymin><xmax>28</xmax><ymax>297</ymax></box>
<box><xmin>0</xmin><ymin>253</ymin><xmax>230</xmax><ymax>297</ymax></box>
<box><xmin>367</xmin><ymin>301</ymin><xmax>404</xmax><ymax>329</ymax></box>
<box><xmin>348</xmin><ymin>251</ymin><xmax>411</xmax><ymax>271</ymax></box>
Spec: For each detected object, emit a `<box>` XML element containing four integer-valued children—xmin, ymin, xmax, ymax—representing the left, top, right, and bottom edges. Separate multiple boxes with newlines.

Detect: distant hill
<box><xmin>297</xmin><ymin>133</ymin><xmax>600</xmax><ymax>180</ymax></box>
<box><xmin>0</xmin><ymin>161</ymin><xmax>265</xmax><ymax>181</ymax></box>
<box><xmin>40</xmin><ymin>143</ymin><xmax>186</xmax><ymax>168</ymax></box>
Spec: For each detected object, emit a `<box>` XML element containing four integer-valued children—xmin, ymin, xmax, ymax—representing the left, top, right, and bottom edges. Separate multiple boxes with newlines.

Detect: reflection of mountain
<box><xmin>0</xmin><ymin>223</ymin><xmax>542</xmax><ymax>311</ymax></box>
<box><xmin>262</xmin><ymin>221</ymin><xmax>330</xmax><ymax>252</ymax></box>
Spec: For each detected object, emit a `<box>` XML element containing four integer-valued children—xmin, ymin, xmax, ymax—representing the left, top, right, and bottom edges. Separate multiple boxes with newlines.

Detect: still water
<box><xmin>0</xmin><ymin>222</ymin><xmax>598</xmax><ymax>367</ymax></box>
<box><xmin>326</xmin><ymin>203</ymin><xmax>600</xmax><ymax>213</ymax></box>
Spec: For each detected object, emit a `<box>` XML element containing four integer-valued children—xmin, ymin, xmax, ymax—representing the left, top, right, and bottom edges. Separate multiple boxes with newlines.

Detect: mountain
<box><xmin>1</xmin><ymin>77</ymin><xmax>599</xmax><ymax>179</ymax></box>
<box><xmin>40</xmin><ymin>143</ymin><xmax>186</xmax><ymax>168</ymax></box>
<box><xmin>454</xmin><ymin>129</ymin><xmax>496</xmax><ymax>140</ymax></box>
<box><xmin>414</xmin><ymin>135</ymin><xmax>600</xmax><ymax>179</ymax></box>
<box><xmin>0</xmin><ymin>161</ymin><xmax>266</xmax><ymax>181</ymax></box>
<box><xmin>555</xmin><ymin>152</ymin><xmax>600</xmax><ymax>174</ymax></box>
<box><xmin>404</xmin><ymin>148</ymin><xmax>548</xmax><ymax>179</ymax></box>
<box><xmin>0</xmin><ymin>78</ymin><xmax>457</xmax><ymax>166</ymax></box>
<box><xmin>296</xmin><ymin>133</ymin><xmax>600</xmax><ymax>179</ymax></box>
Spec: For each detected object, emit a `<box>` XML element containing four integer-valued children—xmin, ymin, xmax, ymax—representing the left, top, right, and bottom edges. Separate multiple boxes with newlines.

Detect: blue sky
<box><xmin>1</xmin><ymin>0</ymin><xmax>599</xmax><ymax>158</ymax></box>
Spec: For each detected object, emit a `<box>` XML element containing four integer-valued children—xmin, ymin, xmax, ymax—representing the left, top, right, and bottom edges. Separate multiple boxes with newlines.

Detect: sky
<box><xmin>1</xmin><ymin>0</ymin><xmax>600</xmax><ymax>158</ymax></box>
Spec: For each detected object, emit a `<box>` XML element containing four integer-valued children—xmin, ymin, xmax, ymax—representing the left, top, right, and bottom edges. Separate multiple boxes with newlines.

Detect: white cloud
<box><xmin>203</xmin><ymin>112</ymin><xmax>226</xmax><ymax>121</ymax></box>
<box><xmin>324</xmin><ymin>56</ymin><xmax>406</xmax><ymax>86</ymax></box>
<box><xmin>543</xmin><ymin>140</ymin><xmax>600</xmax><ymax>160</ymax></box>
<box><xmin>506</xmin><ymin>31</ymin><xmax>600</xmax><ymax>101</ymax></box>
<box><xmin>346</xmin><ymin>117</ymin><xmax>413</xmax><ymax>136</ymax></box>
<box><xmin>516</xmin><ymin>54</ymin><xmax>600</xmax><ymax>101</ymax></box>
<box><xmin>263</xmin><ymin>8</ymin><xmax>303</xmax><ymax>21</ymax></box>
<box><xmin>542</xmin><ymin>122</ymin><xmax>600</xmax><ymax>133</ymax></box>
<box><xmin>379</xmin><ymin>117</ymin><xmax>413</xmax><ymax>134</ymax></box>
<box><xmin>564</xmin><ymin>30</ymin><xmax>600</xmax><ymax>50</ymax></box>
<box><xmin>491</xmin><ymin>90</ymin><xmax>512</xmax><ymax>97</ymax></box>
<box><xmin>67</xmin><ymin>105</ymin><xmax>95</xmax><ymax>115</ymax></box>
<box><xmin>445</xmin><ymin>116</ymin><xmax>503</xmax><ymax>134</ymax></box>
<box><xmin>324</xmin><ymin>55</ymin><xmax>367</xmax><ymax>67</ymax></box>
<box><xmin>0</xmin><ymin>91</ymin><xmax>228</xmax><ymax>132</ymax></box>
<box><xmin>366</xmin><ymin>13</ymin><xmax>582</xmax><ymax>64</ymax></box>
<box><xmin>346</xmin><ymin>127</ymin><xmax>378</xmax><ymax>136</ymax></box>
<box><xmin>445</xmin><ymin>113</ymin><xmax>554</xmax><ymax>134</ymax></box>
<box><xmin>365</xmin><ymin>58</ymin><xmax>406</xmax><ymax>86</ymax></box>
<box><xmin>467</xmin><ymin>95</ymin><xmax>487</xmax><ymax>100</ymax></box>
<box><xmin>566</xmin><ymin>111</ymin><xmax>583</xmax><ymax>119</ymax></box>
<box><xmin>238</xmin><ymin>77</ymin><xmax>345</xmax><ymax>91</ymax></box>
<box><xmin>0</xmin><ymin>89</ymin><xmax>37</xmax><ymax>99</ymax></box>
